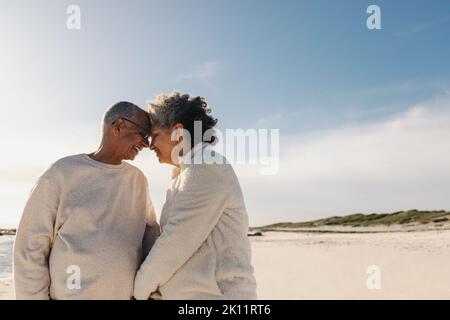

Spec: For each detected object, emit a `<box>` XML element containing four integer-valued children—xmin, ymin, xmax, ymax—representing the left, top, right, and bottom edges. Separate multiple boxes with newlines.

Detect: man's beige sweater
<box><xmin>13</xmin><ymin>154</ymin><xmax>160</xmax><ymax>300</ymax></box>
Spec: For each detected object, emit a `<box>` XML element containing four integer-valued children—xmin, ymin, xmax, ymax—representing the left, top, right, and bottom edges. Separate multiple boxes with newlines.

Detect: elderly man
<box><xmin>13</xmin><ymin>101</ymin><xmax>160</xmax><ymax>300</ymax></box>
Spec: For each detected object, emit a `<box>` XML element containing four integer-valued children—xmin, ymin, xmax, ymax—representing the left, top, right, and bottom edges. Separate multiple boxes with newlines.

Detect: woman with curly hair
<box><xmin>133</xmin><ymin>92</ymin><xmax>257</xmax><ymax>300</ymax></box>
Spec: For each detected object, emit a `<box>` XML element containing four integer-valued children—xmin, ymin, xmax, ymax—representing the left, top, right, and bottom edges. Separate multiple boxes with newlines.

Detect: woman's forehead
<box><xmin>150</xmin><ymin>126</ymin><xmax>165</xmax><ymax>134</ymax></box>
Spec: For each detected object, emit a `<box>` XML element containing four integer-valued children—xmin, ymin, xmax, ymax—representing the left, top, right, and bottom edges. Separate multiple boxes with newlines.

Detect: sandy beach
<box><xmin>252</xmin><ymin>229</ymin><xmax>450</xmax><ymax>299</ymax></box>
<box><xmin>1</xmin><ymin>229</ymin><xmax>450</xmax><ymax>300</ymax></box>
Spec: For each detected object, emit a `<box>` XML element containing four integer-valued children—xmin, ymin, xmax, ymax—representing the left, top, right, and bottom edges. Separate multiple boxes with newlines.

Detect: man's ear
<box><xmin>112</xmin><ymin>118</ymin><xmax>125</xmax><ymax>137</ymax></box>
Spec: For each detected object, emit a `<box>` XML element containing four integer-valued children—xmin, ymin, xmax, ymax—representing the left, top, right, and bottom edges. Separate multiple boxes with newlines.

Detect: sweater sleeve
<box><xmin>133</xmin><ymin>165</ymin><xmax>228</xmax><ymax>300</ymax></box>
<box><xmin>13</xmin><ymin>168</ymin><xmax>60</xmax><ymax>300</ymax></box>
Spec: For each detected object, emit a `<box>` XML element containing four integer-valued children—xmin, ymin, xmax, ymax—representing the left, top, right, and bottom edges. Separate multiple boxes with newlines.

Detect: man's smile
<box><xmin>132</xmin><ymin>145</ymin><xmax>143</xmax><ymax>153</ymax></box>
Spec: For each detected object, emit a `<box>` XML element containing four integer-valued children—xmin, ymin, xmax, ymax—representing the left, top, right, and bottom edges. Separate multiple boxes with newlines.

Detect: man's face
<box><xmin>149</xmin><ymin>125</ymin><xmax>179</xmax><ymax>165</ymax></box>
<box><xmin>115</xmin><ymin>113</ymin><xmax>150</xmax><ymax>161</ymax></box>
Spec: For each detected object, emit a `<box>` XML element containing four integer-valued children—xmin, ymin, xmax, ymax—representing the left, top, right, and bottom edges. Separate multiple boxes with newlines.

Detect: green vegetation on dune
<box><xmin>252</xmin><ymin>210</ymin><xmax>450</xmax><ymax>231</ymax></box>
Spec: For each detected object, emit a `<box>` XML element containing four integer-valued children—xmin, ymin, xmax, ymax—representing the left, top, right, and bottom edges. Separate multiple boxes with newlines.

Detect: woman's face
<box><xmin>149</xmin><ymin>125</ymin><xmax>182</xmax><ymax>165</ymax></box>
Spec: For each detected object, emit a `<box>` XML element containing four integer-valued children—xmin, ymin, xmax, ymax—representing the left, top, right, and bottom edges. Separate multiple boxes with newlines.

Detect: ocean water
<box><xmin>0</xmin><ymin>236</ymin><xmax>14</xmax><ymax>278</ymax></box>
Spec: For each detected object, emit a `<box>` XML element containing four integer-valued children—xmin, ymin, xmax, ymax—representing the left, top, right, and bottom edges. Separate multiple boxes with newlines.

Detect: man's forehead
<box><xmin>132</xmin><ymin>112</ymin><xmax>151</xmax><ymax>128</ymax></box>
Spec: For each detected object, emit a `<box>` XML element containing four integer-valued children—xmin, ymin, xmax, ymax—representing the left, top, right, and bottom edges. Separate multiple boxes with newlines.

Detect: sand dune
<box><xmin>1</xmin><ymin>229</ymin><xmax>450</xmax><ymax>300</ymax></box>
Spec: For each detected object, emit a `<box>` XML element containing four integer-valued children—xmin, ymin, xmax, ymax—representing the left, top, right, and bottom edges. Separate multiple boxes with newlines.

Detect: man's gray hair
<box><xmin>103</xmin><ymin>101</ymin><xmax>143</xmax><ymax>125</ymax></box>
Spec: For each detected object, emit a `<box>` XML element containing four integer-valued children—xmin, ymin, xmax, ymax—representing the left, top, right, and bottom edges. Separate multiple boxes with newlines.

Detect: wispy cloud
<box><xmin>394</xmin><ymin>15</ymin><xmax>450</xmax><ymax>37</ymax></box>
<box><xmin>255</xmin><ymin>112</ymin><xmax>285</xmax><ymax>128</ymax></box>
<box><xmin>174</xmin><ymin>61</ymin><xmax>220</xmax><ymax>83</ymax></box>
<box><xmin>252</xmin><ymin>80</ymin><xmax>450</xmax><ymax>134</ymax></box>
<box><xmin>354</xmin><ymin>79</ymin><xmax>449</xmax><ymax>97</ymax></box>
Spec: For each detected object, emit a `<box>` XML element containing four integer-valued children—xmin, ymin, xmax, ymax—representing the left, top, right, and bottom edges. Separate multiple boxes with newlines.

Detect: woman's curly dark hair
<box><xmin>148</xmin><ymin>91</ymin><xmax>218</xmax><ymax>148</ymax></box>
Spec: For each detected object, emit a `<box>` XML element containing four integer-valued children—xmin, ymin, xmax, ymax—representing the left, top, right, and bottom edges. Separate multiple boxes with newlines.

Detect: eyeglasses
<box><xmin>112</xmin><ymin>117</ymin><xmax>150</xmax><ymax>142</ymax></box>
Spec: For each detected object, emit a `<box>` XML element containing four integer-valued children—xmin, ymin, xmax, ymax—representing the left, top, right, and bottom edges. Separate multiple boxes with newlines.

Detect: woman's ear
<box><xmin>173</xmin><ymin>123</ymin><xmax>184</xmax><ymax>131</ymax></box>
<box><xmin>171</xmin><ymin>123</ymin><xmax>184</xmax><ymax>143</ymax></box>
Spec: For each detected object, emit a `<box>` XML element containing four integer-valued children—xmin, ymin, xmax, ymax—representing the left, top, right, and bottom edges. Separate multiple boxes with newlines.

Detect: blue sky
<box><xmin>1</xmin><ymin>0</ymin><xmax>450</xmax><ymax>227</ymax></box>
